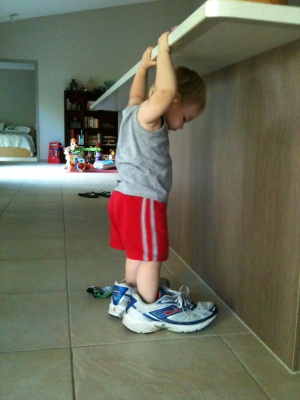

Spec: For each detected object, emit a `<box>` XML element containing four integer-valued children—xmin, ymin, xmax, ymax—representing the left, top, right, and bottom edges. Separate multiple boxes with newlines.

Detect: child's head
<box><xmin>149</xmin><ymin>66</ymin><xmax>206</xmax><ymax>131</ymax></box>
<box><xmin>175</xmin><ymin>66</ymin><xmax>206</xmax><ymax>112</ymax></box>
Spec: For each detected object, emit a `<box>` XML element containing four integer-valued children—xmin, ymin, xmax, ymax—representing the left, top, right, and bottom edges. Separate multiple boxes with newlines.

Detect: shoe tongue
<box><xmin>157</xmin><ymin>287</ymin><xmax>165</xmax><ymax>299</ymax></box>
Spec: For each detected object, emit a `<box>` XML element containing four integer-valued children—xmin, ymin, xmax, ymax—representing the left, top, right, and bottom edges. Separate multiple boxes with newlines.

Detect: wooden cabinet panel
<box><xmin>168</xmin><ymin>40</ymin><xmax>300</xmax><ymax>371</ymax></box>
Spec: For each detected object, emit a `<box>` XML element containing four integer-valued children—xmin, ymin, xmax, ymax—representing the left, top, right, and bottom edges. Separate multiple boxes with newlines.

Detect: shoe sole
<box><xmin>122</xmin><ymin>313</ymin><xmax>217</xmax><ymax>334</ymax></box>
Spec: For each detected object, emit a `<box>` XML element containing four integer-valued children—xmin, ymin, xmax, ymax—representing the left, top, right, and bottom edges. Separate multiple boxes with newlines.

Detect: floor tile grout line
<box><xmin>0</xmin><ymin>346</ymin><xmax>71</xmax><ymax>355</ymax></box>
<box><xmin>0</xmin><ymin>290</ymin><xmax>69</xmax><ymax>296</ymax></box>
<box><xmin>62</xmin><ymin>180</ymin><xmax>78</xmax><ymax>400</ymax></box>
<box><xmin>214</xmin><ymin>304</ymin><xmax>300</xmax><ymax>375</ymax></box>
<box><xmin>0</xmin><ymin>178</ymin><xmax>27</xmax><ymax>216</ymax></box>
<box><xmin>218</xmin><ymin>332</ymin><xmax>272</xmax><ymax>399</ymax></box>
<box><xmin>69</xmin><ymin>333</ymin><xmax>222</xmax><ymax>349</ymax></box>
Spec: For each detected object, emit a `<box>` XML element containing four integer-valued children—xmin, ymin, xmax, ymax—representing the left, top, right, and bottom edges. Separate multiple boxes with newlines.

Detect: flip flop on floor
<box><xmin>78</xmin><ymin>191</ymin><xmax>110</xmax><ymax>198</ymax></box>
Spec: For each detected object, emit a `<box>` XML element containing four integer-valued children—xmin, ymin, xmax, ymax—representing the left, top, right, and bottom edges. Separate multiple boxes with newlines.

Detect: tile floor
<box><xmin>0</xmin><ymin>162</ymin><xmax>299</xmax><ymax>400</ymax></box>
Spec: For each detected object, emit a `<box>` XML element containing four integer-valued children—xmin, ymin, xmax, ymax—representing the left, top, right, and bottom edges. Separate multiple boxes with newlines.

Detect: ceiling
<box><xmin>0</xmin><ymin>0</ymin><xmax>163</xmax><ymax>23</ymax></box>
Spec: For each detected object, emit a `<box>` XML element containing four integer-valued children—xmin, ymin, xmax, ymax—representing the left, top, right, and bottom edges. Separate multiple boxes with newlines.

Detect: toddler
<box><xmin>108</xmin><ymin>32</ymin><xmax>217</xmax><ymax>333</ymax></box>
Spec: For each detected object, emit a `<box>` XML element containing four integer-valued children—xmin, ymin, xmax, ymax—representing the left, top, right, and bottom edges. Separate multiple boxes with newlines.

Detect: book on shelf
<box><xmin>87</xmin><ymin>135</ymin><xmax>98</xmax><ymax>146</ymax></box>
<box><xmin>102</xmin><ymin>135</ymin><xmax>117</xmax><ymax>145</ymax></box>
<box><xmin>85</xmin><ymin>116</ymin><xmax>99</xmax><ymax>128</ymax></box>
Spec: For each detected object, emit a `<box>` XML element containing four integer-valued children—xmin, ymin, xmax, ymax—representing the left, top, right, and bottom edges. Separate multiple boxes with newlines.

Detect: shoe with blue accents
<box><xmin>122</xmin><ymin>286</ymin><xmax>217</xmax><ymax>334</ymax></box>
<box><xmin>108</xmin><ymin>282</ymin><xmax>137</xmax><ymax>318</ymax></box>
<box><xmin>108</xmin><ymin>278</ymin><xmax>171</xmax><ymax>318</ymax></box>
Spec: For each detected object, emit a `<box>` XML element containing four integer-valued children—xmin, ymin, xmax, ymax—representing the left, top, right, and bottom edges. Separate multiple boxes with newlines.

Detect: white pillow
<box><xmin>5</xmin><ymin>126</ymin><xmax>16</xmax><ymax>131</ymax></box>
<box><xmin>5</xmin><ymin>126</ymin><xmax>30</xmax><ymax>134</ymax></box>
<box><xmin>15</xmin><ymin>126</ymin><xmax>30</xmax><ymax>133</ymax></box>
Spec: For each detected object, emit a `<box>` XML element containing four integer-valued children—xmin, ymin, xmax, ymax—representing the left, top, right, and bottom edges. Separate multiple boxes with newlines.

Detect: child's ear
<box><xmin>172</xmin><ymin>93</ymin><xmax>181</xmax><ymax>105</ymax></box>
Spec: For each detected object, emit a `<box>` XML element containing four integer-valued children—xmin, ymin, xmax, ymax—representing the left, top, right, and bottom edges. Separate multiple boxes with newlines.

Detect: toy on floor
<box><xmin>69</xmin><ymin>138</ymin><xmax>78</xmax><ymax>152</ymax></box>
<box><xmin>95</xmin><ymin>142</ymin><xmax>103</xmax><ymax>161</ymax></box>
<box><xmin>109</xmin><ymin>148</ymin><xmax>115</xmax><ymax>160</ymax></box>
<box><xmin>64</xmin><ymin>138</ymin><xmax>80</xmax><ymax>170</ymax></box>
<box><xmin>76</xmin><ymin>158</ymin><xmax>90</xmax><ymax>172</ymax></box>
<box><xmin>86</xmin><ymin>285</ymin><xmax>114</xmax><ymax>298</ymax></box>
<box><xmin>86</xmin><ymin>151</ymin><xmax>94</xmax><ymax>164</ymax></box>
<box><xmin>93</xmin><ymin>160</ymin><xmax>116</xmax><ymax>170</ymax></box>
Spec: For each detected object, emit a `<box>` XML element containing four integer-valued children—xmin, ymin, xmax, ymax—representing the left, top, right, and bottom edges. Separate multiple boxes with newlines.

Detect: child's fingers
<box><xmin>158</xmin><ymin>31</ymin><xmax>170</xmax><ymax>43</ymax></box>
<box><xmin>145</xmin><ymin>46</ymin><xmax>154</xmax><ymax>55</ymax></box>
<box><xmin>142</xmin><ymin>47</ymin><xmax>156</xmax><ymax>66</ymax></box>
<box><xmin>159</xmin><ymin>31</ymin><xmax>170</xmax><ymax>38</ymax></box>
<box><xmin>158</xmin><ymin>32</ymin><xmax>171</xmax><ymax>52</ymax></box>
<box><xmin>142</xmin><ymin>47</ymin><xmax>153</xmax><ymax>61</ymax></box>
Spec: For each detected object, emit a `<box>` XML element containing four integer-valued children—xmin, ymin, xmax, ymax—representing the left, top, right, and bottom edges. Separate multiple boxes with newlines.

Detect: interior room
<box><xmin>0</xmin><ymin>1</ymin><xmax>300</xmax><ymax>399</ymax></box>
<box><xmin>0</xmin><ymin>61</ymin><xmax>37</xmax><ymax>160</ymax></box>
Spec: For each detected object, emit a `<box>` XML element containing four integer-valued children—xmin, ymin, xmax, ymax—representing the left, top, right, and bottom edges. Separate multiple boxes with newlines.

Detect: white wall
<box><xmin>0</xmin><ymin>0</ymin><xmax>195</xmax><ymax>160</ymax></box>
<box><xmin>0</xmin><ymin>68</ymin><xmax>36</xmax><ymax>128</ymax></box>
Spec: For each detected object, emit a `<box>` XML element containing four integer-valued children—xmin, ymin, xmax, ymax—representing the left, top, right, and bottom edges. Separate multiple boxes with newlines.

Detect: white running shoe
<box><xmin>108</xmin><ymin>282</ymin><xmax>137</xmax><ymax>318</ymax></box>
<box><xmin>122</xmin><ymin>287</ymin><xmax>217</xmax><ymax>334</ymax></box>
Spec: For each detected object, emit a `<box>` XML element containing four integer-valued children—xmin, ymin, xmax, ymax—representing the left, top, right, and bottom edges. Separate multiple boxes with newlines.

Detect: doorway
<box><xmin>0</xmin><ymin>60</ymin><xmax>38</xmax><ymax>161</ymax></box>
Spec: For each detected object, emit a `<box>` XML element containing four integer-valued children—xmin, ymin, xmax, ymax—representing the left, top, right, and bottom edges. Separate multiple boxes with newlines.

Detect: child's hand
<box><xmin>140</xmin><ymin>47</ymin><xmax>156</xmax><ymax>71</ymax></box>
<box><xmin>158</xmin><ymin>32</ymin><xmax>171</xmax><ymax>53</ymax></box>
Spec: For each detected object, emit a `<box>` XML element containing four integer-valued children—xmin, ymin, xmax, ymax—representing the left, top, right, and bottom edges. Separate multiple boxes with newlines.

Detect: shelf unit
<box><xmin>91</xmin><ymin>0</ymin><xmax>300</xmax><ymax>111</ymax></box>
<box><xmin>64</xmin><ymin>90</ymin><xmax>118</xmax><ymax>155</ymax></box>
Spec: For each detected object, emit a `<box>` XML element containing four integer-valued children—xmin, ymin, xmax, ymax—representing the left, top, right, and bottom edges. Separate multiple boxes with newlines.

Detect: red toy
<box><xmin>47</xmin><ymin>142</ymin><xmax>64</xmax><ymax>163</ymax></box>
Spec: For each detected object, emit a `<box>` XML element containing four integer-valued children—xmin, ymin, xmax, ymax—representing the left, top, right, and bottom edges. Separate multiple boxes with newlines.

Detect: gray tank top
<box><xmin>115</xmin><ymin>105</ymin><xmax>172</xmax><ymax>204</ymax></box>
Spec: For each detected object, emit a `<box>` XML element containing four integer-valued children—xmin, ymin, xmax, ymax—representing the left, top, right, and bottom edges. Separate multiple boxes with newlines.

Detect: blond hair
<box><xmin>176</xmin><ymin>66</ymin><xmax>206</xmax><ymax>111</ymax></box>
<box><xmin>149</xmin><ymin>66</ymin><xmax>206</xmax><ymax>112</ymax></box>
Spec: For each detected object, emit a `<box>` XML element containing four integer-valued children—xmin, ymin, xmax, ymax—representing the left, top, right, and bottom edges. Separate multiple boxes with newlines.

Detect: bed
<box><xmin>0</xmin><ymin>124</ymin><xmax>36</xmax><ymax>157</ymax></box>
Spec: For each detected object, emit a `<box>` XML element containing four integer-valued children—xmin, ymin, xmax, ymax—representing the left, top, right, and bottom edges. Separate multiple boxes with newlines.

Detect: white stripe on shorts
<box><xmin>141</xmin><ymin>198</ymin><xmax>158</xmax><ymax>262</ymax></box>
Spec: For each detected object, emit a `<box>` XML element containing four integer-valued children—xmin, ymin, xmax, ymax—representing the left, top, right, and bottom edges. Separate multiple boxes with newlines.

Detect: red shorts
<box><xmin>108</xmin><ymin>191</ymin><xmax>169</xmax><ymax>262</ymax></box>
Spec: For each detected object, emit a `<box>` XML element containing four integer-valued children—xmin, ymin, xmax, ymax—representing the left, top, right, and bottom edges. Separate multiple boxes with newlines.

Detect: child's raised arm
<box><xmin>137</xmin><ymin>32</ymin><xmax>177</xmax><ymax>131</ymax></box>
<box><xmin>127</xmin><ymin>47</ymin><xmax>156</xmax><ymax>107</ymax></box>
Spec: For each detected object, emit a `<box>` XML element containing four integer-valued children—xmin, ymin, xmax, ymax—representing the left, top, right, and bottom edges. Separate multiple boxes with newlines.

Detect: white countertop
<box><xmin>91</xmin><ymin>0</ymin><xmax>300</xmax><ymax>111</ymax></box>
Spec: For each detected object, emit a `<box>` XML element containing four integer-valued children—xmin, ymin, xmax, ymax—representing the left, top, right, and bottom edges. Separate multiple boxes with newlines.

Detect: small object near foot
<box><xmin>78</xmin><ymin>191</ymin><xmax>110</xmax><ymax>198</ymax></box>
<box><xmin>86</xmin><ymin>285</ymin><xmax>114</xmax><ymax>298</ymax></box>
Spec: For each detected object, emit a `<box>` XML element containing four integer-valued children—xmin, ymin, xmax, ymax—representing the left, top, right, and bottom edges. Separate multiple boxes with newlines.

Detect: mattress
<box><xmin>0</xmin><ymin>131</ymin><xmax>36</xmax><ymax>156</ymax></box>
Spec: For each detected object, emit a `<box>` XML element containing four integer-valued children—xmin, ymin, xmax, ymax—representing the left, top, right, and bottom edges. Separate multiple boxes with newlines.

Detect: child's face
<box><xmin>165</xmin><ymin>100</ymin><xmax>201</xmax><ymax>131</ymax></box>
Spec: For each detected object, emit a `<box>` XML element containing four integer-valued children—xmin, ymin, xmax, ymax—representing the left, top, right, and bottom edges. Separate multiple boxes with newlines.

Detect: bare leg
<box><xmin>125</xmin><ymin>258</ymin><xmax>139</xmax><ymax>287</ymax></box>
<box><xmin>125</xmin><ymin>257</ymin><xmax>161</xmax><ymax>303</ymax></box>
<box><xmin>137</xmin><ymin>260</ymin><xmax>161</xmax><ymax>303</ymax></box>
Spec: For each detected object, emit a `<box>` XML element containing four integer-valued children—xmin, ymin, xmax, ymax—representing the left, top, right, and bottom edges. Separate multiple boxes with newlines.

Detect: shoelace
<box><xmin>165</xmin><ymin>285</ymin><xmax>192</xmax><ymax>310</ymax></box>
